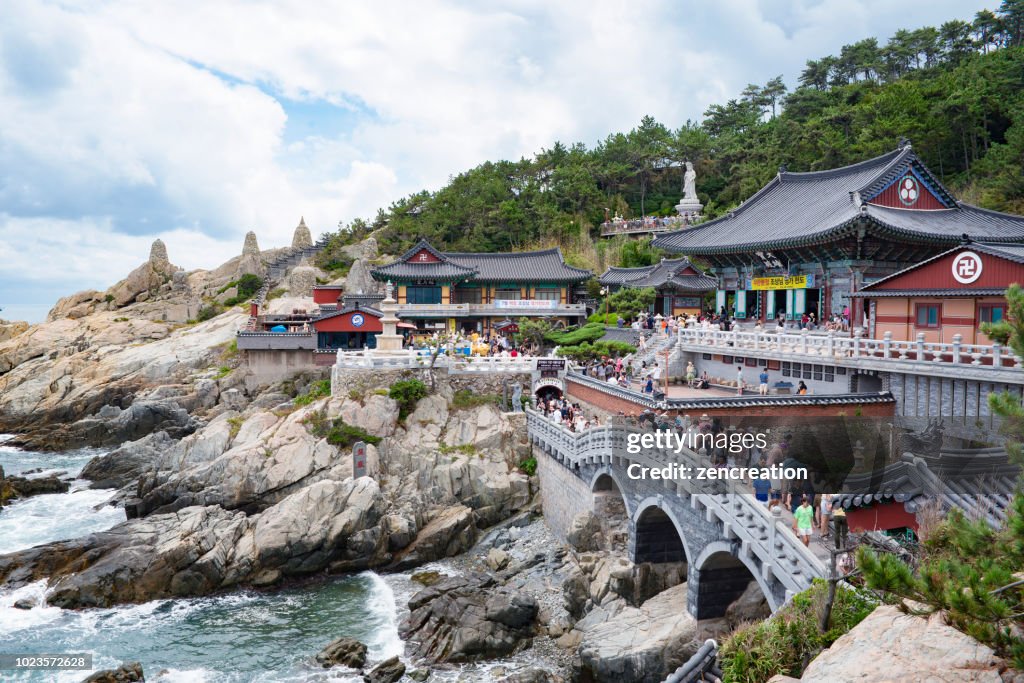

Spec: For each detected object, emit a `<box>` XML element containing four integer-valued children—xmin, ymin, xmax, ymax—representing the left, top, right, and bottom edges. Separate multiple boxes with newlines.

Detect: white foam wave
<box><xmin>0</xmin><ymin>483</ymin><xmax>125</xmax><ymax>554</ymax></box>
<box><xmin>361</xmin><ymin>571</ymin><xmax>403</xmax><ymax>661</ymax></box>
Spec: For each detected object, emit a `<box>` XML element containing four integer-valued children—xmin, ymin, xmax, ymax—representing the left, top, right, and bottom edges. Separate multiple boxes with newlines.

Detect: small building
<box><xmin>311</xmin><ymin>304</ymin><xmax>384</xmax><ymax>350</ymax></box>
<box><xmin>652</xmin><ymin>142</ymin><xmax>1024</xmax><ymax>325</ymax></box>
<box><xmin>370</xmin><ymin>239</ymin><xmax>592</xmax><ymax>334</ymax></box>
<box><xmin>852</xmin><ymin>242</ymin><xmax>1024</xmax><ymax>344</ymax></box>
<box><xmin>598</xmin><ymin>257</ymin><xmax>717</xmax><ymax>318</ymax></box>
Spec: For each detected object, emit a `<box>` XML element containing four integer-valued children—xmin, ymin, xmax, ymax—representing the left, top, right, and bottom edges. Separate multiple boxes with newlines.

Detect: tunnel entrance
<box><xmin>633</xmin><ymin>506</ymin><xmax>687</xmax><ymax>564</ymax></box>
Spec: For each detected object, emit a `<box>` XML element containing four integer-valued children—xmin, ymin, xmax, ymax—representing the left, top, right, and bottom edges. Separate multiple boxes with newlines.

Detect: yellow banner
<box><xmin>749</xmin><ymin>275</ymin><xmax>812</xmax><ymax>291</ymax></box>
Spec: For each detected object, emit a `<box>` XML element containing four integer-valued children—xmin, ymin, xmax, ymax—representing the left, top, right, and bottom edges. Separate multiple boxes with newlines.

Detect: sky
<box><xmin>0</xmin><ymin>0</ymin><xmax>993</xmax><ymax>322</ymax></box>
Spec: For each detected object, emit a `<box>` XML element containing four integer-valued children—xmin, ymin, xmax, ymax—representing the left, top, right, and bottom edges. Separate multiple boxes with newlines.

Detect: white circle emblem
<box><xmin>351</xmin><ymin>313</ymin><xmax>365</xmax><ymax>327</ymax></box>
<box><xmin>951</xmin><ymin>251</ymin><xmax>983</xmax><ymax>284</ymax></box>
<box><xmin>898</xmin><ymin>175</ymin><xmax>919</xmax><ymax>206</ymax></box>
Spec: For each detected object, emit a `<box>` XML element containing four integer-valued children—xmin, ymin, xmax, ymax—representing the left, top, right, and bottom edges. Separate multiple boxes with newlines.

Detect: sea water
<box><xmin>0</xmin><ymin>437</ymin><xmax>553</xmax><ymax>682</ymax></box>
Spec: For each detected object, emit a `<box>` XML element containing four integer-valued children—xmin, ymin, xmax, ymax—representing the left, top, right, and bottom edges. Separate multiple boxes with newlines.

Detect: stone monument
<box><xmin>375</xmin><ymin>280</ymin><xmax>405</xmax><ymax>352</ymax></box>
<box><xmin>237</xmin><ymin>230</ymin><xmax>265</xmax><ymax>278</ymax></box>
<box><xmin>292</xmin><ymin>217</ymin><xmax>313</xmax><ymax>250</ymax></box>
<box><xmin>511</xmin><ymin>383</ymin><xmax>523</xmax><ymax>413</ymax></box>
<box><xmin>674</xmin><ymin>161</ymin><xmax>704</xmax><ymax>221</ymax></box>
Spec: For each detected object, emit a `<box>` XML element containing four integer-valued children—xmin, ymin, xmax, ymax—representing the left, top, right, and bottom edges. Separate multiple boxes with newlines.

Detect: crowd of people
<box><xmin>537</xmin><ymin>394</ymin><xmax>601</xmax><ymax>432</ymax></box>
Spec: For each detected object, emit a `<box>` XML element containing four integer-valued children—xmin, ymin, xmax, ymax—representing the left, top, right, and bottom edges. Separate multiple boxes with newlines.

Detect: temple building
<box><xmin>598</xmin><ymin>257</ymin><xmax>717</xmax><ymax>318</ymax></box>
<box><xmin>370</xmin><ymin>239</ymin><xmax>592</xmax><ymax>334</ymax></box>
<box><xmin>851</xmin><ymin>242</ymin><xmax>1024</xmax><ymax>344</ymax></box>
<box><xmin>652</xmin><ymin>142</ymin><xmax>1024</xmax><ymax>328</ymax></box>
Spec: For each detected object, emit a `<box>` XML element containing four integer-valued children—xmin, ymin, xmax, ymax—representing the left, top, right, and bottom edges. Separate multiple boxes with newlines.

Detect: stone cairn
<box><xmin>237</xmin><ymin>230</ymin><xmax>265</xmax><ymax>278</ymax></box>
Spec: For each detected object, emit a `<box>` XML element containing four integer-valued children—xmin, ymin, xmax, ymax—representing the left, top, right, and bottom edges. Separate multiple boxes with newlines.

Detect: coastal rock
<box><xmin>105</xmin><ymin>240</ymin><xmax>178</xmax><ymax>308</ymax></box>
<box><xmin>0</xmin><ymin>320</ymin><xmax>29</xmax><ymax>342</ymax></box>
<box><xmin>403</xmin><ymin>572</ymin><xmax>539</xmax><ymax>663</ymax></box>
<box><xmin>287</xmin><ymin>265</ymin><xmax>318</xmax><ymax>298</ymax></box>
<box><xmin>393</xmin><ymin>505</ymin><xmax>478</xmax><ymax>568</ymax></box>
<box><xmin>70</xmin><ymin>399</ymin><xmax>200</xmax><ymax>449</ymax></box>
<box><xmin>362</xmin><ymin>656</ymin><xmax>405</xmax><ymax>683</ymax></box>
<box><xmin>1</xmin><ymin>472</ymin><xmax>70</xmax><ymax>500</ymax></box>
<box><xmin>725</xmin><ymin>581</ymin><xmax>771</xmax><ymax>628</ymax></box>
<box><xmin>82</xmin><ymin>662</ymin><xmax>145</xmax><ymax>682</ymax></box>
<box><xmin>565</xmin><ymin>512</ymin><xmax>603</xmax><ymax>552</ymax></box>
<box><xmin>315</xmin><ymin>636</ymin><xmax>368</xmax><ymax>669</ymax></box>
<box><xmin>80</xmin><ymin>431</ymin><xmax>177</xmax><ymax>489</ymax></box>
<box><xmin>0</xmin><ymin>478</ymin><xmax>386</xmax><ymax>608</ymax></box>
<box><xmin>797</xmin><ymin>605</ymin><xmax>1001</xmax><ymax>682</ymax></box>
<box><xmin>564</xmin><ymin>553</ymin><xmax>685</xmax><ymax>620</ymax></box>
<box><xmin>576</xmin><ymin>582</ymin><xmax>697</xmax><ymax>683</ymax></box>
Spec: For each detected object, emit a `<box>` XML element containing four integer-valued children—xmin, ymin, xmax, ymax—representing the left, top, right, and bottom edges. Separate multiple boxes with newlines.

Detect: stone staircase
<box><xmin>266</xmin><ymin>235</ymin><xmax>331</xmax><ymax>281</ymax></box>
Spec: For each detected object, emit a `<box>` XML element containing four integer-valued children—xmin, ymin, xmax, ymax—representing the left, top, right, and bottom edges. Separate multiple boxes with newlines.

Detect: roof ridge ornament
<box><xmin>899</xmin><ymin>137</ymin><xmax>912</xmax><ymax>150</ymax></box>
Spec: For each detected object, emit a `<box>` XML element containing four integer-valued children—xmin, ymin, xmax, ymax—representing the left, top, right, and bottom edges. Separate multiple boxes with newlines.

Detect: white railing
<box><xmin>676</xmin><ymin>327</ymin><xmax>1023</xmax><ymax>372</ymax></box>
<box><xmin>526</xmin><ymin>409</ymin><xmax>826</xmax><ymax>597</ymax></box>
<box><xmin>334</xmin><ymin>350</ymin><xmax>545</xmax><ymax>373</ymax></box>
<box><xmin>394</xmin><ymin>302</ymin><xmax>587</xmax><ymax>315</ymax></box>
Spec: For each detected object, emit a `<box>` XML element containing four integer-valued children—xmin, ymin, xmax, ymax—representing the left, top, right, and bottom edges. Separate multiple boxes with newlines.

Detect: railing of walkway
<box><xmin>526</xmin><ymin>409</ymin><xmax>826</xmax><ymax>597</ymax></box>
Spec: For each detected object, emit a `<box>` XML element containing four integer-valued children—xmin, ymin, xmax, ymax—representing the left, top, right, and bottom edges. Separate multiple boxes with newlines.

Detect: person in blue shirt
<box><xmin>758</xmin><ymin>369</ymin><xmax>770</xmax><ymax>395</ymax></box>
<box><xmin>752</xmin><ymin>470</ymin><xmax>771</xmax><ymax>504</ymax></box>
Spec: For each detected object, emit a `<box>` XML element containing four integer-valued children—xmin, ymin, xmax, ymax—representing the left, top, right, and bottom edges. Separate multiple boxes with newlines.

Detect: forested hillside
<box><xmin>325</xmin><ymin>3</ymin><xmax>1024</xmax><ymax>273</ymax></box>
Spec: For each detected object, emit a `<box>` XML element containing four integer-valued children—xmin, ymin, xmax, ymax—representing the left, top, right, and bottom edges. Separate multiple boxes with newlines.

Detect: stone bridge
<box><xmin>527</xmin><ymin>409</ymin><xmax>826</xmax><ymax>619</ymax></box>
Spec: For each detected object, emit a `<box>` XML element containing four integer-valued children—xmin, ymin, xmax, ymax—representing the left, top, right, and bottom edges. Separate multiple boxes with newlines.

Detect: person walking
<box><xmin>793</xmin><ymin>495</ymin><xmax>814</xmax><ymax>547</ymax></box>
<box><xmin>758</xmin><ymin>368</ymin><xmax>769</xmax><ymax>395</ymax></box>
<box><xmin>819</xmin><ymin>493</ymin><xmax>833</xmax><ymax>538</ymax></box>
<box><xmin>686</xmin><ymin>361</ymin><xmax>696</xmax><ymax>387</ymax></box>
<box><xmin>735</xmin><ymin>366</ymin><xmax>744</xmax><ymax>395</ymax></box>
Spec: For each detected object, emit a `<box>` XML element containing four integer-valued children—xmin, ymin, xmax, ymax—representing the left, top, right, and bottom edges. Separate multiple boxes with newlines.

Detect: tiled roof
<box><xmin>651</xmin><ymin>147</ymin><xmax>1024</xmax><ymax>255</ymax></box>
<box><xmin>853</xmin><ymin>241</ymin><xmax>1024</xmax><ymax>295</ymax></box>
<box><xmin>599</xmin><ymin>258</ymin><xmax>717</xmax><ymax>291</ymax></box>
<box><xmin>849</xmin><ymin>288</ymin><xmax>1007</xmax><ymax>298</ymax></box>
<box><xmin>312</xmin><ymin>305</ymin><xmax>383</xmax><ymax>322</ymax></box>
<box><xmin>371</xmin><ymin>239</ymin><xmax>592</xmax><ymax>283</ymax></box>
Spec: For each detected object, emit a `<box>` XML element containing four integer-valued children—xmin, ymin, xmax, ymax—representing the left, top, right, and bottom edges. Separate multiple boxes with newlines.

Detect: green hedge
<box><xmin>546</xmin><ymin>322</ymin><xmax>606</xmax><ymax>346</ymax></box>
<box><xmin>389</xmin><ymin>379</ymin><xmax>428</xmax><ymax>419</ymax></box>
<box><xmin>555</xmin><ymin>340</ymin><xmax>636</xmax><ymax>362</ymax></box>
<box><xmin>587</xmin><ymin>313</ymin><xmax>619</xmax><ymax>325</ymax></box>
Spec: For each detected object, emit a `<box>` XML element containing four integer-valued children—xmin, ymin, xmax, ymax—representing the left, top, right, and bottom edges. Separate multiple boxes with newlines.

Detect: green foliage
<box><xmin>518</xmin><ymin>456</ymin><xmax>538</xmax><ymax>476</ymax></box>
<box><xmin>439</xmin><ymin>443</ymin><xmax>479</xmax><ymax>456</ymax></box>
<box><xmin>587</xmin><ymin>313</ymin><xmax>619</xmax><ymax>325</ymax></box>
<box><xmin>719</xmin><ymin>580</ymin><xmax>875</xmax><ymax>682</ymax></box>
<box><xmin>606</xmin><ymin>287</ymin><xmax>656</xmax><ymax>320</ymax></box>
<box><xmin>222</xmin><ymin>274</ymin><xmax>263</xmax><ymax>307</ymax></box>
<box><xmin>294</xmin><ymin>379</ymin><xmax>331</xmax><ymax>406</ymax></box>
<box><xmin>104</xmin><ymin>293</ymin><xmax>115</xmax><ymax>303</ymax></box>
<box><xmin>515</xmin><ymin>317</ymin><xmax>555</xmax><ymax>349</ymax></box>
<box><xmin>857</xmin><ymin>492</ymin><xmax>1024</xmax><ymax>668</ymax></box>
<box><xmin>303</xmin><ymin>409</ymin><xmax>381</xmax><ymax>448</ymax></box>
<box><xmin>618</xmin><ymin>239</ymin><xmax>662</xmax><ymax>267</ymax></box>
<box><xmin>220</xmin><ymin>339</ymin><xmax>239</xmax><ymax>360</ymax></box>
<box><xmin>983</xmin><ymin>284</ymin><xmax>1024</xmax><ymax>465</ymax></box>
<box><xmin>227</xmin><ymin>416</ymin><xmax>244</xmax><ymax>438</ymax></box>
<box><xmin>266</xmin><ymin>287</ymin><xmax>287</xmax><ymax>301</ymax></box>
<box><xmin>197</xmin><ymin>305</ymin><xmax>221</xmax><ymax>322</ymax></box>
<box><xmin>451</xmin><ymin>389</ymin><xmax>502</xmax><ymax>411</ymax></box>
<box><xmin>546</xmin><ymin>322</ymin><xmax>606</xmax><ymax>346</ymax></box>
<box><xmin>389</xmin><ymin>379</ymin><xmax>428</xmax><ymax>419</ymax></box>
<box><xmin>214</xmin><ymin>366</ymin><xmax>232</xmax><ymax>379</ymax></box>
<box><xmin>556</xmin><ymin>340</ymin><xmax>636</xmax><ymax>362</ymax></box>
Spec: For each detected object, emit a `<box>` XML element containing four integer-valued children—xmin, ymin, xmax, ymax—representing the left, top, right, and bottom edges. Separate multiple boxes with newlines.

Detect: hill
<box><xmin>318</xmin><ymin>4</ymin><xmax>1024</xmax><ymax>274</ymax></box>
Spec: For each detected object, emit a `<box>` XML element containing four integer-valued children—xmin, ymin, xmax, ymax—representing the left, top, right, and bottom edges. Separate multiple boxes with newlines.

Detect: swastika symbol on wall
<box><xmin>951</xmin><ymin>251</ymin><xmax>983</xmax><ymax>284</ymax></box>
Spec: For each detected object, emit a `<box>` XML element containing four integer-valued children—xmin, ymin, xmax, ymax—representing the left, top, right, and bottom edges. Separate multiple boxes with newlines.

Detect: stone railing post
<box><xmin>800</xmin><ymin>328</ymin><xmax>808</xmax><ymax>355</ymax></box>
<box><xmin>993</xmin><ymin>341</ymin><xmax>1003</xmax><ymax>367</ymax></box>
<box><xmin>915</xmin><ymin>332</ymin><xmax>926</xmax><ymax>362</ymax></box>
<box><xmin>769</xmin><ymin>505</ymin><xmax>781</xmax><ymax>555</ymax></box>
<box><xmin>952</xmin><ymin>334</ymin><xmax>962</xmax><ymax>364</ymax></box>
<box><xmin>826</xmin><ymin>330</ymin><xmax>834</xmax><ymax>358</ymax></box>
<box><xmin>882</xmin><ymin>331</ymin><xmax>892</xmax><ymax>359</ymax></box>
<box><xmin>852</xmin><ymin>328</ymin><xmax>862</xmax><ymax>358</ymax></box>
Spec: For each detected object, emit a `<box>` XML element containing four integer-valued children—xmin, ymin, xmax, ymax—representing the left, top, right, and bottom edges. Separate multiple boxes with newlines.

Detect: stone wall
<box><xmin>535</xmin><ymin>448</ymin><xmax>593</xmax><ymax>541</ymax></box>
<box><xmin>331</xmin><ymin>365</ymin><xmax>533</xmax><ymax>403</ymax></box>
<box><xmin>246</xmin><ymin>349</ymin><xmax>319</xmax><ymax>386</ymax></box>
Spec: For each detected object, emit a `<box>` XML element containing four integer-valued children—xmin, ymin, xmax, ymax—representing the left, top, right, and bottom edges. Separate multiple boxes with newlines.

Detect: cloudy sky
<box><xmin>0</xmin><ymin>0</ymin><xmax>991</xmax><ymax>321</ymax></box>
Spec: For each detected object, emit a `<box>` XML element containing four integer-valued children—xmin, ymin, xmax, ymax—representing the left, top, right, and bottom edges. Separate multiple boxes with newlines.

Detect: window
<box><xmin>451</xmin><ymin>288</ymin><xmax>481</xmax><ymax>304</ymax></box>
<box><xmin>915</xmin><ymin>304</ymin><xmax>940</xmax><ymax>328</ymax></box>
<box><xmin>803</xmin><ymin>364</ymin><xmax>813</xmax><ymax>379</ymax></box>
<box><xmin>494</xmin><ymin>288</ymin><xmax>521</xmax><ymax>300</ymax></box>
<box><xmin>837</xmin><ymin>367</ymin><xmax>847</xmax><ymax>375</ymax></box>
<box><xmin>702</xmin><ymin>353</ymin><xmax>712</xmax><ymax>361</ymax></box>
<box><xmin>781</xmin><ymin>362</ymin><xmax>791</xmax><ymax>377</ymax></box>
<box><xmin>723</xmin><ymin>355</ymin><xmax>733</xmax><ymax>365</ymax></box>
<box><xmin>746</xmin><ymin>357</ymin><xmax>758</xmax><ymax>367</ymax></box>
<box><xmin>407</xmin><ymin>286</ymin><xmax>441</xmax><ymax>304</ymax></box>
<box><xmin>980</xmin><ymin>305</ymin><xmax>1005</xmax><ymax>324</ymax></box>
<box><xmin>813</xmin><ymin>364</ymin><xmax>823</xmax><ymax>381</ymax></box>
<box><xmin>533</xmin><ymin>289</ymin><xmax>561</xmax><ymax>301</ymax></box>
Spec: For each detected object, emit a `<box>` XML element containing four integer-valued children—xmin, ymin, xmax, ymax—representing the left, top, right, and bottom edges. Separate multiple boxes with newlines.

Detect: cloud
<box><xmin>0</xmin><ymin>0</ymin><xmax>993</xmax><ymax>321</ymax></box>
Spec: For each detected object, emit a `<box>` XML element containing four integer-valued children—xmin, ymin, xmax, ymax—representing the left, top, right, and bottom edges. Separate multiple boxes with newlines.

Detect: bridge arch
<box><xmin>631</xmin><ymin>497</ymin><xmax>692</xmax><ymax>567</ymax></box>
<box><xmin>589</xmin><ymin>467</ymin><xmax>633</xmax><ymax>518</ymax></box>
<box><xmin>692</xmin><ymin>540</ymin><xmax>778</xmax><ymax>619</ymax></box>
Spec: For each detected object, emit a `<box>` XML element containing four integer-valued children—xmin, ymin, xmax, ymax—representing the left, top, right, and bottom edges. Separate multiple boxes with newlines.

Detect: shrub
<box><xmin>518</xmin><ymin>456</ymin><xmax>538</xmax><ymax>476</ymax></box>
<box><xmin>556</xmin><ymin>340</ymin><xmax>636</xmax><ymax>362</ymax></box>
<box><xmin>197</xmin><ymin>305</ymin><xmax>221</xmax><ymax>322</ymax></box>
<box><xmin>214</xmin><ymin>366</ymin><xmax>232</xmax><ymax>379</ymax></box>
<box><xmin>719</xmin><ymin>580</ymin><xmax>874</xmax><ymax>682</ymax></box>
<box><xmin>236</xmin><ymin>273</ymin><xmax>263</xmax><ymax>299</ymax></box>
<box><xmin>104</xmin><ymin>293</ymin><xmax>115</xmax><ymax>303</ymax></box>
<box><xmin>294</xmin><ymin>379</ymin><xmax>331</xmax><ymax>406</ymax></box>
<box><xmin>546</xmin><ymin>322</ymin><xmax>606</xmax><ymax>346</ymax></box>
<box><xmin>325</xmin><ymin>421</ymin><xmax>381</xmax><ymax>448</ymax></box>
<box><xmin>389</xmin><ymin>379</ymin><xmax>428</xmax><ymax>419</ymax></box>
<box><xmin>587</xmin><ymin>312</ymin><xmax>619</xmax><ymax>325</ymax></box>
<box><xmin>267</xmin><ymin>287</ymin><xmax>287</xmax><ymax>301</ymax></box>
<box><xmin>220</xmin><ymin>339</ymin><xmax>239</xmax><ymax>360</ymax></box>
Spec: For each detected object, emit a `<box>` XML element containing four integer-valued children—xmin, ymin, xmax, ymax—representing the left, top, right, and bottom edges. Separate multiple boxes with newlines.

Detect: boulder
<box><xmin>1</xmin><ymin>472</ymin><xmax>69</xmax><ymax>499</ymax></box>
<box><xmin>80</xmin><ymin>431</ymin><xmax>175</xmax><ymax>489</ymax></box>
<box><xmin>566</xmin><ymin>512</ymin><xmax>603</xmax><ymax>552</ymax></box>
<box><xmin>393</xmin><ymin>505</ymin><xmax>478</xmax><ymax>568</ymax></box>
<box><xmin>82</xmin><ymin>662</ymin><xmax>144</xmax><ymax>682</ymax></box>
<box><xmin>362</xmin><ymin>656</ymin><xmax>405</xmax><ymax>683</ymax></box>
<box><xmin>576</xmin><ymin>582</ymin><xmax>697</xmax><ymax>683</ymax></box>
<box><xmin>798</xmin><ymin>605</ymin><xmax>1001</xmax><ymax>682</ymax></box>
<box><xmin>487</xmin><ymin>547</ymin><xmax>511</xmax><ymax>571</ymax></box>
<box><xmin>725</xmin><ymin>581</ymin><xmax>770</xmax><ymax>628</ymax></box>
<box><xmin>315</xmin><ymin>636</ymin><xmax>368</xmax><ymax>669</ymax></box>
<box><xmin>13</xmin><ymin>597</ymin><xmax>36</xmax><ymax>610</ymax></box>
<box><xmin>0</xmin><ymin>320</ymin><xmax>29</xmax><ymax>342</ymax></box>
<box><xmin>345</xmin><ymin>259</ymin><xmax>380</xmax><ymax>296</ymax></box>
<box><xmin>402</xmin><ymin>572</ymin><xmax>538</xmax><ymax>663</ymax></box>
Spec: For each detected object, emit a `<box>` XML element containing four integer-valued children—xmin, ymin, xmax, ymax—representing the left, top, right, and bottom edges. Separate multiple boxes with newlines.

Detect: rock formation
<box><xmin>344</xmin><ymin>258</ymin><xmax>380</xmax><ymax>295</ymax></box>
<box><xmin>783</xmin><ymin>605</ymin><xmax>1003</xmax><ymax>682</ymax></box>
<box><xmin>315</xmin><ymin>636</ymin><xmax>368</xmax><ymax>669</ymax></box>
<box><xmin>402</xmin><ymin>572</ymin><xmax>539</xmax><ymax>662</ymax></box>
<box><xmin>292</xmin><ymin>217</ymin><xmax>313</xmax><ymax>249</ymax></box>
<box><xmin>287</xmin><ymin>264</ymin><xmax>318</xmax><ymax>297</ymax></box>
<box><xmin>236</xmin><ymin>230</ymin><xmax>264</xmax><ymax>279</ymax></box>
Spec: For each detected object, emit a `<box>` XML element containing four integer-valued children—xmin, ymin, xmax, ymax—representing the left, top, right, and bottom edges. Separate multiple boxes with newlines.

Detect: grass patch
<box><xmin>214</xmin><ymin>366</ymin><xmax>232</xmax><ymax>379</ymax></box>
<box><xmin>220</xmin><ymin>339</ymin><xmax>239</xmax><ymax>360</ymax></box>
<box><xmin>719</xmin><ymin>579</ymin><xmax>874</xmax><ymax>682</ymax></box>
<box><xmin>266</xmin><ymin>287</ymin><xmax>287</xmax><ymax>301</ymax></box>
<box><xmin>450</xmin><ymin>389</ymin><xmax>502</xmax><ymax>411</ymax></box>
<box><xmin>227</xmin><ymin>416</ymin><xmax>244</xmax><ymax>438</ymax></box>
<box><xmin>197</xmin><ymin>304</ymin><xmax>221</xmax><ymax>322</ymax></box>
<box><xmin>294</xmin><ymin>379</ymin><xmax>331</xmax><ymax>406</ymax></box>
<box><xmin>439</xmin><ymin>443</ymin><xmax>478</xmax><ymax>456</ymax></box>
<box><xmin>303</xmin><ymin>409</ymin><xmax>381</xmax><ymax>448</ymax></box>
